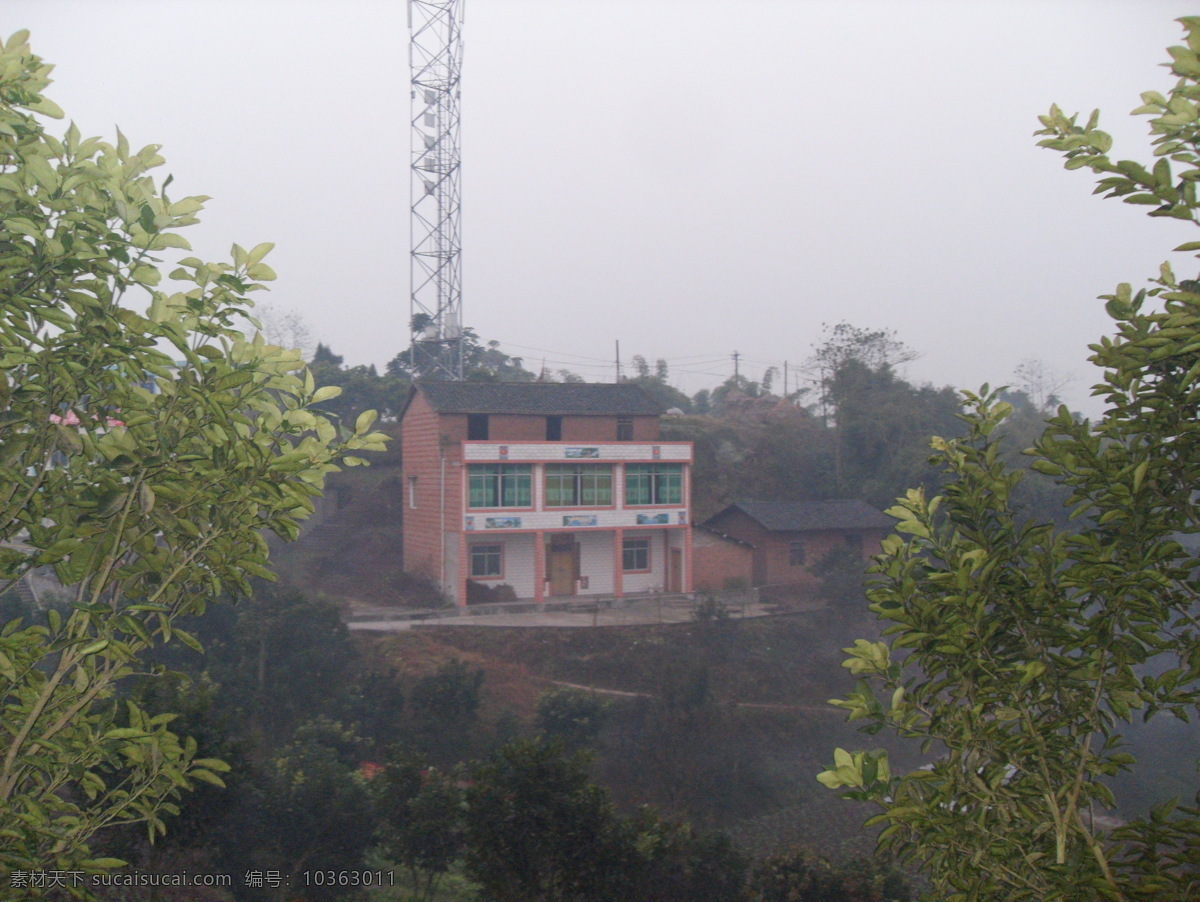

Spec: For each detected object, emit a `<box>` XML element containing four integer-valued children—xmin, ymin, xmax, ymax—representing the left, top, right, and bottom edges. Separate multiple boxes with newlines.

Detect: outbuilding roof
<box><xmin>707</xmin><ymin>500</ymin><xmax>893</xmax><ymax>533</ymax></box>
<box><xmin>406</xmin><ymin>381</ymin><xmax>663</xmax><ymax>417</ymax></box>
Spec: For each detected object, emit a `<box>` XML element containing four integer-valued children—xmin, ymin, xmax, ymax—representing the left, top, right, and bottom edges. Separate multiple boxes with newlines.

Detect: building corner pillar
<box><xmin>535</xmin><ymin>530</ymin><xmax>545</xmax><ymax>604</ymax></box>
<box><xmin>613</xmin><ymin>528</ymin><xmax>624</xmax><ymax>599</ymax></box>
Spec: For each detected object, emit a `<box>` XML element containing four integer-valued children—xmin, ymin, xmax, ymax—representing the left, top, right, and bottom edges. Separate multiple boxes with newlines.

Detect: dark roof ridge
<box><xmin>694</xmin><ymin>522</ymin><xmax>757</xmax><ymax>548</ymax></box>
<box><xmin>706</xmin><ymin>498</ymin><xmax>893</xmax><ymax>532</ymax></box>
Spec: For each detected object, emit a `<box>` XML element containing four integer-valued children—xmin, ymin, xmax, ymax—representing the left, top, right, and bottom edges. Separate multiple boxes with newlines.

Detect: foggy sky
<box><xmin>6</xmin><ymin>0</ymin><xmax>1200</xmax><ymax>415</ymax></box>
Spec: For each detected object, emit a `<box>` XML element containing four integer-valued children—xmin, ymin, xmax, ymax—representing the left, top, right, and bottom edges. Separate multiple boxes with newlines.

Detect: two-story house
<box><xmin>400</xmin><ymin>381</ymin><xmax>693</xmax><ymax>605</ymax></box>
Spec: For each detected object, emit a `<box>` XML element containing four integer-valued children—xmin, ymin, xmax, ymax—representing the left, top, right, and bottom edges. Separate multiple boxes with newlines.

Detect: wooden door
<box><xmin>668</xmin><ymin>548</ymin><xmax>683</xmax><ymax>593</ymax></box>
<box><xmin>548</xmin><ymin>535</ymin><xmax>576</xmax><ymax>596</ymax></box>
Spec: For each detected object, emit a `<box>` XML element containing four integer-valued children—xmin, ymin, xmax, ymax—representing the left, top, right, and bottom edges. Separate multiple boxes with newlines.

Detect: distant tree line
<box><xmin>309</xmin><ymin>320</ymin><xmax>1075</xmax><ymax>523</ymax></box>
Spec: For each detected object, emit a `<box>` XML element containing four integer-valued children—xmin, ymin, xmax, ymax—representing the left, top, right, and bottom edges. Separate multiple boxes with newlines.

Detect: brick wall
<box><xmin>692</xmin><ymin>528</ymin><xmax>754</xmax><ymax>591</ymax></box>
<box><xmin>441</xmin><ymin>412</ymin><xmax>662</xmax><ymax>443</ymax></box>
<box><xmin>703</xmin><ymin>508</ymin><xmax>884</xmax><ymax>590</ymax></box>
<box><xmin>754</xmin><ymin>529</ymin><xmax>884</xmax><ymax>591</ymax></box>
<box><xmin>401</xmin><ymin>392</ymin><xmax>461</xmax><ymax>586</ymax></box>
<box><xmin>564</xmin><ymin>414</ymin><xmax>660</xmax><ymax>442</ymax></box>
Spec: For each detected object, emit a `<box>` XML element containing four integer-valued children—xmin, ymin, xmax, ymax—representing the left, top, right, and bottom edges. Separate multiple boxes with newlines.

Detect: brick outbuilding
<box><xmin>700</xmin><ymin>500</ymin><xmax>892</xmax><ymax>594</ymax></box>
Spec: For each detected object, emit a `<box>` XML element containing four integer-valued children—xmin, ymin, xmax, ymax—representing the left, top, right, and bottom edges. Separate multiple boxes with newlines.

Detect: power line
<box><xmin>489</xmin><ymin>339</ymin><xmax>615</xmax><ymax>364</ymax></box>
<box><xmin>482</xmin><ymin>337</ymin><xmax>819</xmax><ymax>397</ymax></box>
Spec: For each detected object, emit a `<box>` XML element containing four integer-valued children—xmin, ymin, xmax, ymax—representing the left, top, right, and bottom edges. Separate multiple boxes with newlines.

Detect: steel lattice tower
<box><xmin>409</xmin><ymin>0</ymin><xmax>464</xmax><ymax>380</ymax></box>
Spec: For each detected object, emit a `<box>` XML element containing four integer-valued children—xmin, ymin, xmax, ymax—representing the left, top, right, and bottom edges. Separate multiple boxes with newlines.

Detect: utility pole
<box><xmin>409</xmin><ymin>0</ymin><xmax>465</xmax><ymax>380</ymax></box>
<box><xmin>732</xmin><ymin>350</ymin><xmax>740</xmax><ymax>382</ymax></box>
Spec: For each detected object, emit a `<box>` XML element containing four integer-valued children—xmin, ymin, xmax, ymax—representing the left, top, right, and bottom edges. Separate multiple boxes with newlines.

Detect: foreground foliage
<box><xmin>0</xmin><ymin>32</ymin><xmax>385</xmax><ymax>881</ymax></box>
<box><xmin>821</xmin><ymin>18</ymin><xmax>1200</xmax><ymax>902</ymax></box>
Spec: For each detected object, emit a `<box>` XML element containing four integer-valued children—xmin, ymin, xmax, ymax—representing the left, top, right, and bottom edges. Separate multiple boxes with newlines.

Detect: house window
<box><xmin>624</xmin><ymin>464</ymin><xmax>683</xmax><ymax>505</ymax></box>
<box><xmin>546</xmin><ymin>415</ymin><xmax>563</xmax><ymax>441</ymax></box>
<box><xmin>789</xmin><ymin>539</ymin><xmax>805</xmax><ymax>566</ymax></box>
<box><xmin>468</xmin><ymin>464</ymin><xmax>532</xmax><ymax>508</ymax></box>
<box><xmin>622</xmin><ymin>537</ymin><xmax>650</xmax><ymax>572</ymax></box>
<box><xmin>467</xmin><ymin>413</ymin><xmax>489</xmax><ymax>440</ymax></box>
<box><xmin>545</xmin><ymin>465</ymin><xmax>613</xmax><ymax>507</ymax></box>
<box><xmin>408</xmin><ymin>475</ymin><xmax>418</xmax><ymax>509</ymax></box>
<box><xmin>470</xmin><ymin>544</ymin><xmax>503</xmax><ymax>578</ymax></box>
<box><xmin>616</xmin><ymin>416</ymin><xmax>634</xmax><ymax>441</ymax></box>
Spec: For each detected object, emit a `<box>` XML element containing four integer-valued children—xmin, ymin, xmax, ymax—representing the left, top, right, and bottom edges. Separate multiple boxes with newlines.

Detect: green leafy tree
<box><xmin>464</xmin><ymin>738</ymin><xmax>632</xmax><ymax>902</ymax></box>
<box><xmin>994</xmin><ymin>387</ymin><xmax>1080</xmax><ymax>529</ymax></box>
<box><xmin>339</xmin><ymin>667</ymin><xmax>407</xmax><ymax>756</ymax></box>
<box><xmin>628</xmin><ymin>356</ymin><xmax>693</xmax><ymax>412</ymax></box>
<box><xmin>740</xmin><ymin>405</ymin><xmax>834</xmax><ymax>503</ymax></box>
<box><xmin>709</xmin><ymin>375</ymin><xmax>766</xmax><ymax>417</ymax></box>
<box><xmin>812</xmin><ymin>545</ymin><xmax>868</xmax><ymax>615</ymax></box>
<box><xmin>625</xmin><ymin>808</ymin><xmax>749</xmax><ymax>902</ymax></box>
<box><xmin>389</xmin><ymin>325</ymin><xmax>536</xmax><ymax>383</ymax></box>
<box><xmin>465</xmin><ymin>738</ymin><xmax>754</xmax><ymax>902</ymax></box>
<box><xmin>100</xmin><ymin>670</ymin><xmax>250</xmax><ymax>867</ymax></box>
<box><xmin>826</xmin><ymin>359</ymin><xmax>962</xmax><ymax>507</ymax></box>
<box><xmin>239</xmin><ymin>720</ymin><xmax>375</xmax><ymax>899</ymax></box>
<box><xmin>374</xmin><ymin>751</ymin><xmax>466</xmax><ymax>902</ymax></box>
<box><xmin>0</xmin><ymin>32</ymin><xmax>385</xmax><ymax>880</ymax></box>
<box><xmin>820</xmin><ymin>20</ymin><xmax>1200</xmax><ymax>901</ymax></box>
<box><xmin>404</xmin><ymin>658</ymin><xmax>485</xmax><ymax>767</ymax></box>
<box><xmin>744</xmin><ymin>847</ymin><xmax>910</xmax><ymax>902</ymax></box>
<box><xmin>804</xmin><ymin>322</ymin><xmax>917</xmax><ymax>427</ymax></box>
<box><xmin>209</xmin><ymin>582</ymin><xmax>356</xmax><ymax>740</ymax></box>
<box><xmin>307</xmin><ymin>341</ymin><xmax>410</xmax><ymax>424</ymax></box>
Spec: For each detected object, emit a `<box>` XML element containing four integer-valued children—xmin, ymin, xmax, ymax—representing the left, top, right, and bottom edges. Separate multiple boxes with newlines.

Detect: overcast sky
<box><xmin>7</xmin><ymin>0</ymin><xmax>1200</xmax><ymax>414</ymax></box>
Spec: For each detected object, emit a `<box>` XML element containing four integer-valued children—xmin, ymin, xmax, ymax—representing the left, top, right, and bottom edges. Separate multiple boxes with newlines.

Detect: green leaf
<box><xmin>29</xmin><ymin>95</ymin><xmax>64</xmax><ymax>119</ymax></box>
<box><xmin>248</xmin><ymin>241</ymin><xmax>274</xmax><ymax>264</ymax></box>
<box><xmin>104</xmin><ymin>727</ymin><xmax>148</xmax><ymax>740</ymax></box>
<box><xmin>148</xmin><ymin>232</ymin><xmax>191</xmax><ymax>251</ymax></box>
<box><xmin>79</xmin><ymin>858</ymin><xmax>126</xmax><ymax>870</ymax></box>
<box><xmin>132</xmin><ymin>265</ymin><xmax>161</xmax><ymax>286</ymax></box>
<box><xmin>189</xmin><ymin>767</ymin><xmax>227</xmax><ymax>788</ymax></box>
<box><xmin>354</xmin><ymin>409</ymin><xmax>378</xmax><ymax>434</ymax></box>
<box><xmin>894</xmin><ymin>519</ymin><xmax>930</xmax><ymax>539</ymax></box>
<box><xmin>171</xmin><ymin>628</ymin><xmax>203</xmax><ymax>653</ymax></box>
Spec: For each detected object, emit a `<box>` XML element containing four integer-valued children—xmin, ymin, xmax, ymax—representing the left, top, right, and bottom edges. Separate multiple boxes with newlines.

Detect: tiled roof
<box><xmin>693</xmin><ymin>523</ymin><xmax>757</xmax><ymax>548</ymax></box>
<box><xmin>411</xmin><ymin>381</ymin><xmax>663</xmax><ymax>416</ymax></box>
<box><xmin>710</xmin><ymin>500</ymin><xmax>893</xmax><ymax>532</ymax></box>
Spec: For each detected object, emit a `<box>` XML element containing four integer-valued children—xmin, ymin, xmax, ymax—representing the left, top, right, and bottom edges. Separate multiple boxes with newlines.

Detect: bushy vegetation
<box><xmin>9</xmin><ymin>580</ymin><xmax>906</xmax><ymax>902</ymax></box>
<box><xmin>821</xmin><ymin>19</ymin><xmax>1200</xmax><ymax>900</ymax></box>
<box><xmin>0</xmin><ymin>31</ymin><xmax>386</xmax><ymax>882</ymax></box>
